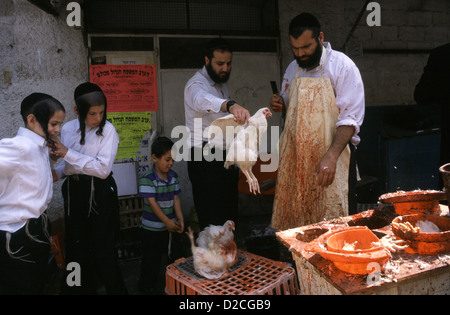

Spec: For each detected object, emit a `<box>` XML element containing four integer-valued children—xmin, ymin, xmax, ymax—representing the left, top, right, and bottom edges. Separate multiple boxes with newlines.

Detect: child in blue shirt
<box><xmin>138</xmin><ymin>136</ymin><xmax>184</xmax><ymax>294</ymax></box>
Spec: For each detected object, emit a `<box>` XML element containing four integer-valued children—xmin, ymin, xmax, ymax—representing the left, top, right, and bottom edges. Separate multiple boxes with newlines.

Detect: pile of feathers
<box><xmin>187</xmin><ymin>220</ymin><xmax>238</xmax><ymax>279</ymax></box>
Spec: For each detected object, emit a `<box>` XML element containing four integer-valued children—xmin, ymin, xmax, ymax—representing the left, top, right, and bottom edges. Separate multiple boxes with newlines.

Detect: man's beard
<box><xmin>295</xmin><ymin>41</ymin><xmax>323</xmax><ymax>69</ymax></box>
<box><xmin>206</xmin><ymin>63</ymin><xmax>230</xmax><ymax>84</ymax></box>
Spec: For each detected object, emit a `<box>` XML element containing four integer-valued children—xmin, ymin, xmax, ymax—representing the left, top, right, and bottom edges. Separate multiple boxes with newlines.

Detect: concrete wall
<box><xmin>0</xmin><ymin>0</ymin><xmax>88</xmax><ymax>221</ymax></box>
<box><xmin>278</xmin><ymin>0</ymin><xmax>450</xmax><ymax>106</ymax></box>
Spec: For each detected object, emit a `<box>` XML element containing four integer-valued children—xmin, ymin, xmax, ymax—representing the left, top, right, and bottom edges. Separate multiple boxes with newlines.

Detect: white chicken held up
<box><xmin>187</xmin><ymin>220</ymin><xmax>237</xmax><ymax>280</ymax></box>
<box><xmin>207</xmin><ymin>107</ymin><xmax>272</xmax><ymax>195</ymax></box>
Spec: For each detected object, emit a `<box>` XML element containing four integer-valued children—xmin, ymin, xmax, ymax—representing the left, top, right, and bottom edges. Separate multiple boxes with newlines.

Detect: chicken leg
<box><xmin>242</xmin><ymin>168</ymin><xmax>260</xmax><ymax>195</ymax></box>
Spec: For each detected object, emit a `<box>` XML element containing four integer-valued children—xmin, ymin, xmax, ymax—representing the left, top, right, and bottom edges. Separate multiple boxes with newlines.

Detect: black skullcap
<box><xmin>205</xmin><ymin>38</ymin><xmax>232</xmax><ymax>59</ymax></box>
<box><xmin>21</xmin><ymin>92</ymin><xmax>54</xmax><ymax>119</ymax></box>
<box><xmin>289</xmin><ymin>13</ymin><xmax>322</xmax><ymax>38</ymax></box>
<box><xmin>290</xmin><ymin>12</ymin><xmax>321</xmax><ymax>29</ymax></box>
<box><xmin>20</xmin><ymin>92</ymin><xmax>65</xmax><ymax>127</ymax></box>
<box><xmin>74</xmin><ymin>82</ymin><xmax>103</xmax><ymax>100</ymax></box>
<box><xmin>73</xmin><ymin>82</ymin><xmax>107</xmax><ymax>145</ymax></box>
<box><xmin>21</xmin><ymin>92</ymin><xmax>53</xmax><ymax>109</ymax></box>
<box><xmin>206</xmin><ymin>38</ymin><xmax>231</xmax><ymax>51</ymax></box>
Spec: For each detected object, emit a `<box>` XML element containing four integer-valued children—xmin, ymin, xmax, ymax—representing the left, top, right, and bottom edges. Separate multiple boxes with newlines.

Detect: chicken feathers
<box><xmin>204</xmin><ymin>114</ymin><xmax>243</xmax><ymax>151</ymax></box>
<box><xmin>187</xmin><ymin>220</ymin><xmax>237</xmax><ymax>280</ymax></box>
<box><xmin>213</xmin><ymin>107</ymin><xmax>272</xmax><ymax>195</ymax></box>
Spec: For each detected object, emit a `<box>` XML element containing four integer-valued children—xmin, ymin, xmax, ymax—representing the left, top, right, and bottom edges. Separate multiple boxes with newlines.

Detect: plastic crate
<box><xmin>118</xmin><ymin>196</ymin><xmax>143</xmax><ymax>229</ymax></box>
<box><xmin>165</xmin><ymin>250</ymin><xmax>299</xmax><ymax>295</ymax></box>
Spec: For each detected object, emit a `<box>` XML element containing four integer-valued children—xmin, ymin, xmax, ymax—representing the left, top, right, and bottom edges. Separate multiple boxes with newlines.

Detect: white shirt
<box><xmin>0</xmin><ymin>127</ymin><xmax>53</xmax><ymax>233</ymax></box>
<box><xmin>280</xmin><ymin>42</ymin><xmax>365</xmax><ymax>146</ymax></box>
<box><xmin>184</xmin><ymin>66</ymin><xmax>230</xmax><ymax>147</ymax></box>
<box><xmin>54</xmin><ymin>119</ymin><xmax>119</xmax><ymax>180</ymax></box>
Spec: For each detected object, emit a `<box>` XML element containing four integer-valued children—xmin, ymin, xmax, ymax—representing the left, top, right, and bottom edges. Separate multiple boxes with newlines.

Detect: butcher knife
<box><xmin>270</xmin><ymin>81</ymin><xmax>286</xmax><ymax>126</ymax></box>
<box><xmin>270</xmin><ymin>81</ymin><xmax>278</xmax><ymax>96</ymax></box>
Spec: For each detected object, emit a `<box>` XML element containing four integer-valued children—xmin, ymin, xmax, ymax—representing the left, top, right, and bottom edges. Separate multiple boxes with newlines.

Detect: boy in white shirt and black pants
<box><xmin>52</xmin><ymin>82</ymin><xmax>127</xmax><ymax>295</ymax></box>
<box><xmin>0</xmin><ymin>93</ymin><xmax>65</xmax><ymax>294</ymax></box>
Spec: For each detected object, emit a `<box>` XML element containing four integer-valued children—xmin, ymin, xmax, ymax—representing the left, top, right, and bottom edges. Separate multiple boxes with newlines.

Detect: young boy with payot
<box><xmin>0</xmin><ymin>93</ymin><xmax>65</xmax><ymax>294</ymax></box>
<box><xmin>51</xmin><ymin>82</ymin><xmax>127</xmax><ymax>295</ymax></box>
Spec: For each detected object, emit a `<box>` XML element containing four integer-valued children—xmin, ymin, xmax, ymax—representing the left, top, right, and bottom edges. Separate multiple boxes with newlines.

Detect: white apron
<box><xmin>271</xmin><ymin>67</ymin><xmax>350</xmax><ymax>231</ymax></box>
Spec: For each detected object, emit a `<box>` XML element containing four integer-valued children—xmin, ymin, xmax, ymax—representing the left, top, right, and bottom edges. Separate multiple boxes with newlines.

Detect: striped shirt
<box><xmin>138</xmin><ymin>167</ymin><xmax>181</xmax><ymax>231</ymax></box>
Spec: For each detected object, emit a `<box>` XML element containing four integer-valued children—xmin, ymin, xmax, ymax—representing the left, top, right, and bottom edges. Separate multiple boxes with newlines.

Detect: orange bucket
<box><xmin>379</xmin><ymin>190</ymin><xmax>445</xmax><ymax>215</ymax></box>
<box><xmin>392</xmin><ymin>214</ymin><xmax>450</xmax><ymax>255</ymax></box>
<box><xmin>305</xmin><ymin>227</ymin><xmax>391</xmax><ymax>275</ymax></box>
<box><xmin>326</xmin><ymin>227</ymin><xmax>383</xmax><ymax>254</ymax></box>
<box><xmin>318</xmin><ymin>250</ymin><xmax>391</xmax><ymax>275</ymax></box>
<box><xmin>439</xmin><ymin>163</ymin><xmax>450</xmax><ymax>202</ymax></box>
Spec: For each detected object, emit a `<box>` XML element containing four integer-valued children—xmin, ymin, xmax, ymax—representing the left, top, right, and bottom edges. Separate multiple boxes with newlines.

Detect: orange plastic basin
<box><xmin>326</xmin><ymin>227</ymin><xmax>383</xmax><ymax>254</ymax></box>
<box><xmin>318</xmin><ymin>250</ymin><xmax>391</xmax><ymax>275</ymax></box>
<box><xmin>392</xmin><ymin>200</ymin><xmax>440</xmax><ymax>215</ymax></box>
<box><xmin>305</xmin><ymin>227</ymin><xmax>391</xmax><ymax>275</ymax></box>
<box><xmin>379</xmin><ymin>190</ymin><xmax>445</xmax><ymax>215</ymax></box>
<box><xmin>392</xmin><ymin>214</ymin><xmax>450</xmax><ymax>255</ymax></box>
<box><xmin>440</xmin><ymin>163</ymin><xmax>450</xmax><ymax>202</ymax></box>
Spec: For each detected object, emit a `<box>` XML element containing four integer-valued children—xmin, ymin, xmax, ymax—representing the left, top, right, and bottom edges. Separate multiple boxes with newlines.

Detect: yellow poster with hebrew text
<box><xmin>107</xmin><ymin>112</ymin><xmax>151</xmax><ymax>159</ymax></box>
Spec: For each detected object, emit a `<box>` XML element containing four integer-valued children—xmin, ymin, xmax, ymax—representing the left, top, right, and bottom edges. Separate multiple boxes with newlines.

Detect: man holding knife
<box><xmin>270</xmin><ymin>13</ymin><xmax>365</xmax><ymax>230</ymax></box>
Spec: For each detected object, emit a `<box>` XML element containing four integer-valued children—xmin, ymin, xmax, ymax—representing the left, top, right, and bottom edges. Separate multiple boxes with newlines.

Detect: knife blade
<box><xmin>270</xmin><ymin>81</ymin><xmax>278</xmax><ymax>95</ymax></box>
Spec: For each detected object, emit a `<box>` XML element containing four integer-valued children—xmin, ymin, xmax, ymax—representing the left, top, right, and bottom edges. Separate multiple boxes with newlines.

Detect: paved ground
<box><xmin>44</xmin><ymin>212</ymin><xmax>294</xmax><ymax>295</ymax></box>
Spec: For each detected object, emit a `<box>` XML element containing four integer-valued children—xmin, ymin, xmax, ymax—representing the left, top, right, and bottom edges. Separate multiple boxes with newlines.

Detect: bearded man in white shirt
<box><xmin>270</xmin><ymin>13</ymin><xmax>365</xmax><ymax>230</ymax></box>
<box><xmin>184</xmin><ymin>38</ymin><xmax>250</xmax><ymax>230</ymax></box>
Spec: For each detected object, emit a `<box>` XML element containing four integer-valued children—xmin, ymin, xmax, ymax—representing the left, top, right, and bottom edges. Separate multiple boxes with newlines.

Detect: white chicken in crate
<box><xmin>187</xmin><ymin>220</ymin><xmax>237</xmax><ymax>280</ymax></box>
<box><xmin>205</xmin><ymin>107</ymin><xmax>272</xmax><ymax>195</ymax></box>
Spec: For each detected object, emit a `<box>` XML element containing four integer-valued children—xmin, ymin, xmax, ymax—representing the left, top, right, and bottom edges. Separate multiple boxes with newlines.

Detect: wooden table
<box><xmin>276</xmin><ymin>206</ymin><xmax>450</xmax><ymax>295</ymax></box>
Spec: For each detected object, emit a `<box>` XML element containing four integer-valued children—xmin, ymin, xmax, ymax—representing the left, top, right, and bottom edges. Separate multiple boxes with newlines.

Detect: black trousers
<box><xmin>139</xmin><ymin>229</ymin><xmax>168</xmax><ymax>293</ymax></box>
<box><xmin>0</xmin><ymin>215</ymin><xmax>50</xmax><ymax>294</ymax></box>
<box><xmin>61</xmin><ymin>174</ymin><xmax>127</xmax><ymax>295</ymax></box>
<box><xmin>187</xmin><ymin>145</ymin><xmax>239</xmax><ymax>230</ymax></box>
<box><xmin>140</xmin><ymin>228</ymin><xmax>184</xmax><ymax>294</ymax></box>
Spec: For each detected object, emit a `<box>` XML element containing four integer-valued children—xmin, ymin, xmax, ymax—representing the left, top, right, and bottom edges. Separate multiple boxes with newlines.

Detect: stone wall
<box><xmin>278</xmin><ymin>0</ymin><xmax>450</xmax><ymax>106</ymax></box>
<box><xmin>0</xmin><ymin>0</ymin><xmax>88</xmax><ymax>220</ymax></box>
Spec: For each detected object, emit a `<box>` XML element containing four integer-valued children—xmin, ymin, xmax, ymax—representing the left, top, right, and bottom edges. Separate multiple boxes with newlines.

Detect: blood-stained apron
<box><xmin>271</xmin><ymin>67</ymin><xmax>350</xmax><ymax>231</ymax></box>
